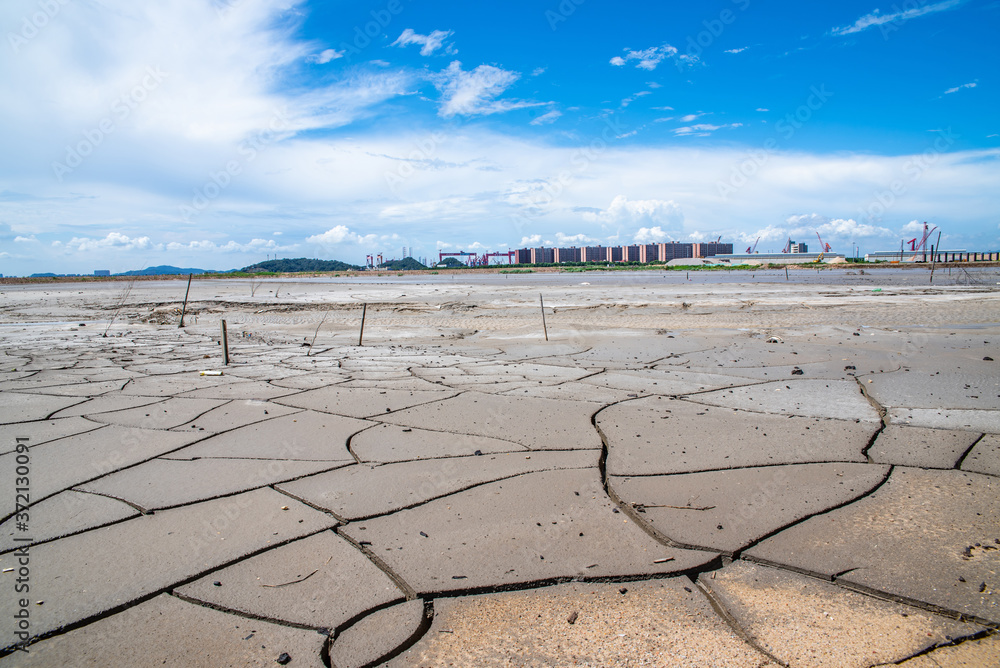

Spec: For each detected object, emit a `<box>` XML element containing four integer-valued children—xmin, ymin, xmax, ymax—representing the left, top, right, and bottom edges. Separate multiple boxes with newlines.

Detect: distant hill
<box><xmin>380</xmin><ymin>257</ymin><xmax>427</xmax><ymax>271</ymax></box>
<box><xmin>436</xmin><ymin>257</ymin><xmax>466</xmax><ymax>268</ymax></box>
<box><xmin>116</xmin><ymin>266</ymin><xmax>224</xmax><ymax>276</ymax></box>
<box><xmin>241</xmin><ymin>258</ymin><xmax>361</xmax><ymax>273</ymax></box>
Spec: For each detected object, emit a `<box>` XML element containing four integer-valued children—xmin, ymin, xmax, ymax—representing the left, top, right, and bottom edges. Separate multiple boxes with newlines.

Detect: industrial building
<box><xmin>513</xmin><ymin>241</ymin><xmax>733</xmax><ymax>265</ymax></box>
<box><xmin>865</xmin><ymin>250</ymin><xmax>999</xmax><ymax>262</ymax></box>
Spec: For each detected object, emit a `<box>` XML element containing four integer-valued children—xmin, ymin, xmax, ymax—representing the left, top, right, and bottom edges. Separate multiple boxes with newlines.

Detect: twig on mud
<box><xmin>307</xmin><ymin>311</ymin><xmax>329</xmax><ymax>356</ymax></box>
<box><xmin>103</xmin><ymin>274</ymin><xmax>138</xmax><ymax>337</ymax></box>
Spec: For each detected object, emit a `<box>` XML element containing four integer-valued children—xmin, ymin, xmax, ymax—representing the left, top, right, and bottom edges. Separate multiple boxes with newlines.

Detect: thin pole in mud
<box><xmin>178</xmin><ymin>273</ymin><xmax>193</xmax><ymax>328</ymax></box>
<box><xmin>358</xmin><ymin>303</ymin><xmax>367</xmax><ymax>346</ymax></box>
<box><xmin>308</xmin><ymin>311</ymin><xmax>329</xmax><ymax>356</ymax></box>
<box><xmin>539</xmin><ymin>294</ymin><xmax>549</xmax><ymax>341</ymax></box>
<box><xmin>221</xmin><ymin>319</ymin><xmax>230</xmax><ymax>365</ymax></box>
<box><xmin>929</xmin><ymin>231</ymin><xmax>942</xmax><ymax>284</ymax></box>
<box><xmin>785</xmin><ymin>266</ymin><xmax>789</xmax><ymax>281</ymax></box>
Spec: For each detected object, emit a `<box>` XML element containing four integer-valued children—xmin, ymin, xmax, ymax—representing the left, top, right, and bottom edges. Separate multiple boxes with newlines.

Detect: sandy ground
<box><xmin>0</xmin><ymin>270</ymin><xmax>998</xmax><ymax>667</ymax></box>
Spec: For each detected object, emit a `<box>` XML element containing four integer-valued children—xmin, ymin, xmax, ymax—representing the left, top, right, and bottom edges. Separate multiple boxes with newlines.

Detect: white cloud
<box><xmin>944</xmin><ymin>82</ymin><xmax>977</xmax><ymax>95</ymax></box>
<box><xmin>13</xmin><ymin>235</ymin><xmax>37</xmax><ymax>243</ymax></box>
<box><xmin>739</xmin><ymin>225</ymin><xmax>788</xmax><ymax>244</ymax></box>
<box><xmin>609</xmin><ymin>45</ymin><xmax>678</xmax><ymax>71</ymax></box>
<box><xmin>64</xmin><ymin>233</ymin><xmax>161</xmax><ymax>253</ymax></box>
<box><xmin>673</xmin><ymin>123</ymin><xmax>742</xmax><ymax>137</ymax></box>
<box><xmin>307</xmin><ymin>49</ymin><xmax>344</xmax><ymax>64</ymax></box>
<box><xmin>307</xmin><ymin>225</ymin><xmax>377</xmax><ymax>246</ymax></box>
<box><xmin>756</xmin><ymin>108</ymin><xmax>769</xmax><ymax>112</ymax></box>
<box><xmin>787</xmin><ymin>214</ymin><xmax>894</xmax><ymax>239</ymax></box>
<box><xmin>620</xmin><ymin>91</ymin><xmax>652</xmax><ymax>108</ymax></box>
<box><xmin>725</xmin><ymin>47</ymin><xmax>748</xmax><ymax>54</ymax></box>
<box><xmin>584</xmin><ymin>196</ymin><xmax>684</xmax><ymax>234</ymax></box>
<box><xmin>555</xmin><ymin>232</ymin><xmax>598</xmax><ymax>245</ymax></box>
<box><xmin>530</xmin><ymin>110</ymin><xmax>562</xmax><ymax>125</ymax></box>
<box><xmin>531</xmin><ymin>67</ymin><xmax>547</xmax><ymax>77</ymax></box>
<box><xmin>520</xmin><ymin>234</ymin><xmax>542</xmax><ymax>245</ymax></box>
<box><xmin>831</xmin><ymin>0</ymin><xmax>964</xmax><ymax>36</ymax></box>
<box><xmin>164</xmin><ymin>238</ymin><xmax>292</xmax><ymax>253</ymax></box>
<box><xmin>679</xmin><ymin>114</ymin><xmax>704</xmax><ymax>122</ymax></box>
<box><xmin>634</xmin><ymin>226</ymin><xmax>671</xmax><ymax>243</ymax></box>
<box><xmin>432</xmin><ymin>61</ymin><xmax>541</xmax><ymax>117</ymax></box>
<box><xmin>392</xmin><ymin>29</ymin><xmax>454</xmax><ymax>56</ymax></box>
<box><xmin>901</xmin><ymin>220</ymin><xmax>928</xmax><ymax>233</ymax></box>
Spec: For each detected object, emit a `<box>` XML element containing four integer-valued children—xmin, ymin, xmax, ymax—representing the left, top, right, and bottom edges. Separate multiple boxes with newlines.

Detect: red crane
<box><xmin>781</xmin><ymin>237</ymin><xmax>792</xmax><ymax>253</ymax></box>
<box><xmin>907</xmin><ymin>222</ymin><xmax>938</xmax><ymax>255</ymax></box>
<box><xmin>438</xmin><ymin>251</ymin><xmax>478</xmax><ymax>266</ymax></box>
<box><xmin>745</xmin><ymin>237</ymin><xmax>760</xmax><ymax>254</ymax></box>
<box><xmin>815</xmin><ymin>232</ymin><xmax>832</xmax><ymax>253</ymax></box>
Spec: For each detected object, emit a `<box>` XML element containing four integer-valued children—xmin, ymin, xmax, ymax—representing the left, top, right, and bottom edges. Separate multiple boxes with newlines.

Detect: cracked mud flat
<box><xmin>0</xmin><ymin>271</ymin><xmax>998</xmax><ymax>667</ymax></box>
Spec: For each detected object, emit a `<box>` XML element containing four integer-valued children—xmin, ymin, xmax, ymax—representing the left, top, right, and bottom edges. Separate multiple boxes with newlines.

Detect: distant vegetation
<box><xmin>435</xmin><ymin>257</ymin><xmax>466</xmax><ymax>268</ymax></box>
<box><xmin>242</xmin><ymin>258</ymin><xmax>361</xmax><ymax>273</ymax></box>
<box><xmin>379</xmin><ymin>257</ymin><xmax>427</xmax><ymax>271</ymax></box>
<box><xmin>117</xmin><ymin>265</ymin><xmax>223</xmax><ymax>276</ymax></box>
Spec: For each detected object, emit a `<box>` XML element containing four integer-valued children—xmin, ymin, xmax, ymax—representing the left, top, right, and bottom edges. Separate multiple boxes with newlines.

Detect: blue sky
<box><xmin>1</xmin><ymin>0</ymin><xmax>998</xmax><ymax>273</ymax></box>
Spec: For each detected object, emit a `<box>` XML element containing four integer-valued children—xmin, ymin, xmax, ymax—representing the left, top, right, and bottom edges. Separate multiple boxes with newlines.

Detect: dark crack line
<box><xmin>336</xmin><ymin>528</ymin><xmax>417</xmax><ymax>600</ymax></box>
<box><xmin>607</xmin><ymin>459</ymin><xmax>873</xmax><ymax>479</ymax></box>
<box><xmin>954</xmin><ymin>433</ymin><xmax>985</xmax><ymax>470</ymax></box>
<box><xmin>296</xmin><ymin>464</ymin><xmax>599</xmax><ymax>524</ymax></box>
<box><xmin>693</xmin><ymin>576</ymin><xmax>789</xmax><ymax>667</ymax></box>
<box><xmin>733</xmin><ymin>465</ymin><xmax>893</xmax><ymax>562</ymax></box>
<box><xmin>341</xmin><ymin>599</ymin><xmax>435</xmax><ymax>668</ymax></box>
<box><xmin>0</xmin><ymin>526</ymin><xmax>339</xmax><ymax>656</ymax></box>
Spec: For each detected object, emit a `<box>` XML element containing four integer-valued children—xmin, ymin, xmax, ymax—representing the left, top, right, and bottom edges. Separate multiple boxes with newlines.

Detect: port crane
<box><xmin>438</xmin><ymin>251</ymin><xmax>478</xmax><ymax>266</ymax></box>
<box><xmin>813</xmin><ymin>232</ymin><xmax>832</xmax><ymax>262</ymax></box>
<box><xmin>781</xmin><ymin>237</ymin><xmax>792</xmax><ymax>254</ymax></box>
<box><xmin>907</xmin><ymin>222</ymin><xmax>938</xmax><ymax>261</ymax></box>
<box><xmin>365</xmin><ymin>254</ymin><xmax>384</xmax><ymax>269</ymax></box>
<box><xmin>745</xmin><ymin>237</ymin><xmax>760</xmax><ymax>254</ymax></box>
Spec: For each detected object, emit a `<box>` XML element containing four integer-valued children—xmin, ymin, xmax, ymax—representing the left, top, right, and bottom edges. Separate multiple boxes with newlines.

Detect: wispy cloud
<box><xmin>673</xmin><ymin>123</ymin><xmax>742</xmax><ymax>137</ymax></box>
<box><xmin>944</xmin><ymin>82</ymin><xmax>977</xmax><ymax>94</ymax></box>
<box><xmin>610</xmin><ymin>45</ymin><xmax>678</xmax><ymax>71</ymax></box>
<box><xmin>392</xmin><ymin>29</ymin><xmax>455</xmax><ymax>56</ymax></box>
<box><xmin>307</xmin><ymin>48</ymin><xmax>344</xmax><ymax>64</ymax></box>
<box><xmin>530</xmin><ymin>109</ymin><xmax>562</xmax><ymax>125</ymax></box>
<box><xmin>831</xmin><ymin>0</ymin><xmax>964</xmax><ymax>36</ymax></box>
<box><xmin>725</xmin><ymin>47</ymin><xmax>748</xmax><ymax>54</ymax></box>
<box><xmin>432</xmin><ymin>61</ymin><xmax>542</xmax><ymax>117</ymax></box>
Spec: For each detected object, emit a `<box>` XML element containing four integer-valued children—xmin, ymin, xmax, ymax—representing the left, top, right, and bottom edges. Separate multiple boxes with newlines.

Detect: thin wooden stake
<box><xmin>358</xmin><ymin>303</ymin><xmax>367</xmax><ymax>346</ymax></box>
<box><xmin>221</xmin><ymin>319</ymin><xmax>230</xmax><ymax>366</ymax></box>
<box><xmin>178</xmin><ymin>273</ymin><xmax>193</xmax><ymax>328</ymax></box>
<box><xmin>307</xmin><ymin>311</ymin><xmax>329</xmax><ymax>356</ymax></box>
<box><xmin>539</xmin><ymin>294</ymin><xmax>549</xmax><ymax>341</ymax></box>
<box><xmin>929</xmin><ymin>230</ymin><xmax>942</xmax><ymax>284</ymax></box>
<box><xmin>785</xmin><ymin>266</ymin><xmax>789</xmax><ymax>281</ymax></box>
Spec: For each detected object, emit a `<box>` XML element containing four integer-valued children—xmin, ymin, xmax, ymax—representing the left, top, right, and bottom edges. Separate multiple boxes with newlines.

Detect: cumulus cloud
<box><xmin>165</xmin><ymin>238</ymin><xmax>291</xmax><ymax>253</ymax></box>
<box><xmin>787</xmin><ymin>214</ymin><xmax>894</xmax><ymax>239</ymax></box>
<box><xmin>307</xmin><ymin>49</ymin><xmax>344</xmax><ymax>64</ymax></box>
<box><xmin>14</xmin><ymin>235</ymin><xmax>37</xmax><ymax>243</ymax></box>
<box><xmin>65</xmin><ymin>233</ymin><xmax>160</xmax><ymax>252</ymax></box>
<box><xmin>392</xmin><ymin>29</ymin><xmax>454</xmax><ymax>56</ymax></box>
<box><xmin>520</xmin><ymin>234</ymin><xmax>542</xmax><ymax>245</ymax></box>
<box><xmin>307</xmin><ymin>225</ymin><xmax>401</xmax><ymax>248</ymax></box>
<box><xmin>432</xmin><ymin>61</ymin><xmax>542</xmax><ymax>117</ymax></box>
<box><xmin>555</xmin><ymin>232</ymin><xmax>598</xmax><ymax>245</ymax></box>
<box><xmin>584</xmin><ymin>196</ymin><xmax>684</xmax><ymax>236</ymax></box>
<box><xmin>831</xmin><ymin>0</ymin><xmax>964</xmax><ymax>36</ymax></box>
<box><xmin>609</xmin><ymin>45</ymin><xmax>678</xmax><ymax>71</ymax></box>
<box><xmin>901</xmin><ymin>220</ymin><xmax>929</xmax><ymax>233</ymax></box>
<box><xmin>634</xmin><ymin>227</ymin><xmax>671</xmax><ymax>243</ymax></box>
